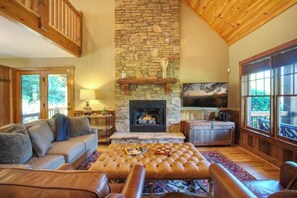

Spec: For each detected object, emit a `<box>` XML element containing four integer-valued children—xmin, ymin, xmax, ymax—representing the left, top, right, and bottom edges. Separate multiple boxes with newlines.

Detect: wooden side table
<box><xmin>89</xmin><ymin>114</ymin><xmax>113</xmax><ymax>143</ymax></box>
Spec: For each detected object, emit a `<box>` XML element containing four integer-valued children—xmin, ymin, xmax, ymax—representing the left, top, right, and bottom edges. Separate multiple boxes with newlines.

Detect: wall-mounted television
<box><xmin>182</xmin><ymin>82</ymin><xmax>228</xmax><ymax>108</ymax></box>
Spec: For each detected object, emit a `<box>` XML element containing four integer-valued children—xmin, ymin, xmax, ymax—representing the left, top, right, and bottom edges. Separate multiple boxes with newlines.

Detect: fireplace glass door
<box><xmin>129</xmin><ymin>100</ymin><xmax>166</xmax><ymax>132</ymax></box>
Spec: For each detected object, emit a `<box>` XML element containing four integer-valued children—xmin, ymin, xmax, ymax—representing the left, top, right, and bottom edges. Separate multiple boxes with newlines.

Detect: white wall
<box><xmin>229</xmin><ymin>4</ymin><xmax>297</xmax><ymax>110</ymax></box>
<box><xmin>180</xmin><ymin>3</ymin><xmax>229</xmax><ymax>84</ymax></box>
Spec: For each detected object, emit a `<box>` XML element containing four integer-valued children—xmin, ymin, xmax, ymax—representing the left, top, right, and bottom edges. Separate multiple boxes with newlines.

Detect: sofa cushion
<box><xmin>26</xmin><ymin>120</ymin><xmax>54</xmax><ymax>142</ymax></box>
<box><xmin>70</xmin><ymin>117</ymin><xmax>93</xmax><ymax>137</ymax></box>
<box><xmin>47</xmin><ymin>141</ymin><xmax>85</xmax><ymax>163</ymax></box>
<box><xmin>69</xmin><ymin>134</ymin><xmax>97</xmax><ymax>151</ymax></box>
<box><xmin>28</xmin><ymin>124</ymin><xmax>52</xmax><ymax>157</ymax></box>
<box><xmin>0</xmin><ymin>124</ymin><xmax>33</xmax><ymax>164</ymax></box>
<box><xmin>26</xmin><ymin>155</ymin><xmax>65</xmax><ymax>170</ymax></box>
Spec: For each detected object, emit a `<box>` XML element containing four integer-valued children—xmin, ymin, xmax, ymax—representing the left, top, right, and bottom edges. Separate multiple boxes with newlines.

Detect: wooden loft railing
<box><xmin>0</xmin><ymin>0</ymin><xmax>82</xmax><ymax>57</ymax></box>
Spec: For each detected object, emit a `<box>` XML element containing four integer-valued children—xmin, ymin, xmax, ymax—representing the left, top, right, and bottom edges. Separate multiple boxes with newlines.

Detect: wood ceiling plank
<box><xmin>200</xmin><ymin>0</ymin><xmax>219</xmax><ymax>21</ymax></box>
<box><xmin>220</xmin><ymin>0</ymin><xmax>273</xmax><ymax>38</ymax></box>
<box><xmin>203</xmin><ymin>0</ymin><xmax>228</xmax><ymax>24</ymax></box>
<box><xmin>182</xmin><ymin>0</ymin><xmax>297</xmax><ymax>45</ymax></box>
<box><xmin>196</xmin><ymin>0</ymin><xmax>209</xmax><ymax>15</ymax></box>
<box><xmin>223</xmin><ymin>0</ymin><xmax>293</xmax><ymax>39</ymax></box>
<box><xmin>210</xmin><ymin>0</ymin><xmax>242</xmax><ymax>30</ymax></box>
<box><xmin>226</xmin><ymin>0</ymin><xmax>297</xmax><ymax>44</ymax></box>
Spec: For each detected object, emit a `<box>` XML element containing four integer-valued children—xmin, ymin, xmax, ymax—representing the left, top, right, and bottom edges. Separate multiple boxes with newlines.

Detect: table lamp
<box><xmin>80</xmin><ymin>89</ymin><xmax>96</xmax><ymax>115</ymax></box>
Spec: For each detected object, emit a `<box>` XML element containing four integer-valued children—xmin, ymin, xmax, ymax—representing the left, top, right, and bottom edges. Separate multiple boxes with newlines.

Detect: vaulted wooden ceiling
<box><xmin>183</xmin><ymin>0</ymin><xmax>297</xmax><ymax>45</ymax></box>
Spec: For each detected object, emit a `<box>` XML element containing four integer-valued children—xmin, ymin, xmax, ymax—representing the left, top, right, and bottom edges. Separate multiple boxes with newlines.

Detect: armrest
<box><xmin>0</xmin><ymin>164</ymin><xmax>32</xmax><ymax>169</ymax></box>
<box><xmin>209</xmin><ymin>163</ymin><xmax>257</xmax><ymax>198</ymax></box>
<box><xmin>280</xmin><ymin>161</ymin><xmax>297</xmax><ymax>188</ymax></box>
<box><xmin>121</xmin><ymin>165</ymin><xmax>145</xmax><ymax>198</ymax></box>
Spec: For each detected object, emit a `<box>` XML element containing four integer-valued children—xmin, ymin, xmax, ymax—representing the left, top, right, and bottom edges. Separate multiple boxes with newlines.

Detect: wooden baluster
<box><xmin>62</xmin><ymin>0</ymin><xmax>65</xmax><ymax>33</ymax></box>
<box><xmin>70</xmin><ymin>9</ymin><xmax>73</xmax><ymax>41</ymax></box>
<box><xmin>59</xmin><ymin>0</ymin><xmax>62</xmax><ymax>31</ymax></box>
<box><xmin>55</xmin><ymin>0</ymin><xmax>58</xmax><ymax>29</ymax></box>
<box><xmin>77</xmin><ymin>12</ymin><xmax>82</xmax><ymax>46</ymax></box>
<box><xmin>66</xmin><ymin>4</ymin><xmax>69</xmax><ymax>37</ymax></box>
<box><xmin>39</xmin><ymin>0</ymin><xmax>49</xmax><ymax>31</ymax></box>
<box><xmin>50</xmin><ymin>0</ymin><xmax>53</xmax><ymax>26</ymax></box>
<box><xmin>32</xmin><ymin>0</ymin><xmax>40</xmax><ymax>15</ymax></box>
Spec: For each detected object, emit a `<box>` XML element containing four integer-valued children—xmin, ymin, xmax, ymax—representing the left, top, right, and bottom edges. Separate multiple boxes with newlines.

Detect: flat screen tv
<box><xmin>182</xmin><ymin>82</ymin><xmax>228</xmax><ymax>108</ymax></box>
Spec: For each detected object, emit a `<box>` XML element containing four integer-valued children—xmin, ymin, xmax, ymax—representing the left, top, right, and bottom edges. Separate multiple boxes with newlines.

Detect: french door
<box><xmin>14</xmin><ymin>68</ymin><xmax>74</xmax><ymax>123</ymax></box>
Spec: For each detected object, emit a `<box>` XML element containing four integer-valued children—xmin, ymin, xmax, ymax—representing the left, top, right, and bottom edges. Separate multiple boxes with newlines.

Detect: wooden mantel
<box><xmin>117</xmin><ymin>78</ymin><xmax>177</xmax><ymax>95</ymax></box>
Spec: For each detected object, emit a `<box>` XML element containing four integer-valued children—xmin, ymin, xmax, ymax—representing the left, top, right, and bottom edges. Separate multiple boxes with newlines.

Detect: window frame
<box><xmin>12</xmin><ymin>67</ymin><xmax>75</xmax><ymax>123</ymax></box>
<box><xmin>240</xmin><ymin>38</ymin><xmax>297</xmax><ymax>145</ymax></box>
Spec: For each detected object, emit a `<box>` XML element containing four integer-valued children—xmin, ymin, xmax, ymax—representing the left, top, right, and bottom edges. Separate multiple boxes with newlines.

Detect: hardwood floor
<box><xmin>98</xmin><ymin>144</ymin><xmax>280</xmax><ymax>180</ymax></box>
<box><xmin>197</xmin><ymin>145</ymin><xmax>279</xmax><ymax>180</ymax></box>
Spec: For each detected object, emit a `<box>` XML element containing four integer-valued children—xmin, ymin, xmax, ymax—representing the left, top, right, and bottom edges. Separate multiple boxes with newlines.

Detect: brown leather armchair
<box><xmin>0</xmin><ymin>164</ymin><xmax>145</xmax><ymax>198</ymax></box>
<box><xmin>209</xmin><ymin>161</ymin><xmax>297</xmax><ymax>198</ymax></box>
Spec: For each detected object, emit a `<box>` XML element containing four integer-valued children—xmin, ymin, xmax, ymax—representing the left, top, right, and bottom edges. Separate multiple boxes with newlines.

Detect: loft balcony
<box><xmin>0</xmin><ymin>0</ymin><xmax>82</xmax><ymax>57</ymax></box>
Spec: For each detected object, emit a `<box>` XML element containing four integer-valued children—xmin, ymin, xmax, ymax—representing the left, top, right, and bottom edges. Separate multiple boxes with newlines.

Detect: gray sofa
<box><xmin>0</xmin><ymin>117</ymin><xmax>98</xmax><ymax>170</ymax></box>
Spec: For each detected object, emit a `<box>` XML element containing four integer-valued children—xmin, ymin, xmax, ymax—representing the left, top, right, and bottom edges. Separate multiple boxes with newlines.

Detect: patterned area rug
<box><xmin>78</xmin><ymin>150</ymin><xmax>255</xmax><ymax>195</ymax></box>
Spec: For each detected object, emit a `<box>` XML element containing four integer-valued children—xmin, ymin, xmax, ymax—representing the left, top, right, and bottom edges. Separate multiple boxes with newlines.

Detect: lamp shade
<box><xmin>80</xmin><ymin>89</ymin><xmax>96</xmax><ymax>100</ymax></box>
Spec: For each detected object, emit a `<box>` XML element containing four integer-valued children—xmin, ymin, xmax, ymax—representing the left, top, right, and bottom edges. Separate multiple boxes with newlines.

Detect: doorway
<box><xmin>13</xmin><ymin>67</ymin><xmax>74</xmax><ymax>123</ymax></box>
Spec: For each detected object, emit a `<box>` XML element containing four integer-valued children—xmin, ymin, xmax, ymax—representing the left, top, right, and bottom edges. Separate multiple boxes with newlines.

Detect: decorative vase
<box><xmin>160</xmin><ymin>58</ymin><xmax>169</xmax><ymax>78</ymax></box>
<box><xmin>162</xmin><ymin>66</ymin><xmax>167</xmax><ymax>78</ymax></box>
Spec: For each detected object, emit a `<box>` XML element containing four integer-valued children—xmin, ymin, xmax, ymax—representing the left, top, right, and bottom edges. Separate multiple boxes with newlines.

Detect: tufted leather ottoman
<box><xmin>89</xmin><ymin>142</ymin><xmax>210</xmax><ymax>181</ymax></box>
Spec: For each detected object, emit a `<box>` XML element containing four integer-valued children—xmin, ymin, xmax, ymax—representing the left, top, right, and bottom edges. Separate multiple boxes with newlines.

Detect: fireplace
<box><xmin>129</xmin><ymin>100</ymin><xmax>166</xmax><ymax>132</ymax></box>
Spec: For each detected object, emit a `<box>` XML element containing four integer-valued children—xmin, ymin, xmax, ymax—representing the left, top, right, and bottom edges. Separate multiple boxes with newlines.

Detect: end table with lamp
<box><xmin>79</xmin><ymin>89</ymin><xmax>96</xmax><ymax>115</ymax></box>
<box><xmin>74</xmin><ymin>110</ymin><xmax>115</xmax><ymax>144</ymax></box>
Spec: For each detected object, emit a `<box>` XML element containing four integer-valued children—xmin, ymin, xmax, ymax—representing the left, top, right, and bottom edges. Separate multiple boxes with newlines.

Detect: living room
<box><xmin>0</xmin><ymin>0</ymin><xmax>297</xmax><ymax>197</ymax></box>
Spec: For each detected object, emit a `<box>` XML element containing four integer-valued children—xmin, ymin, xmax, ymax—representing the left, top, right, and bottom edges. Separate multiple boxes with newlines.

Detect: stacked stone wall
<box><xmin>115</xmin><ymin>0</ymin><xmax>181</xmax><ymax>132</ymax></box>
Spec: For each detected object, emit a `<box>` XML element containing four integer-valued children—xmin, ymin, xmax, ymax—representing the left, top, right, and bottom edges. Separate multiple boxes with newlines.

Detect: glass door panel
<box><xmin>14</xmin><ymin>68</ymin><xmax>74</xmax><ymax>123</ymax></box>
<box><xmin>21</xmin><ymin>74</ymin><xmax>40</xmax><ymax>123</ymax></box>
<box><xmin>48</xmin><ymin>74</ymin><xmax>68</xmax><ymax>118</ymax></box>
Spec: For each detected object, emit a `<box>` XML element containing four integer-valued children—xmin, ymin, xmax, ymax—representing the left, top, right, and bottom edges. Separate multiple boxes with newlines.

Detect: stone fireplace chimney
<box><xmin>115</xmin><ymin>0</ymin><xmax>181</xmax><ymax>132</ymax></box>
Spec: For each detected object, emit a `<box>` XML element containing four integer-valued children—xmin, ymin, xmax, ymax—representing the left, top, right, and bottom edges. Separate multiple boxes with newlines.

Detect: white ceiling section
<box><xmin>0</xmin><ymin>15</ymin><xmax>75</xmax><ymax>58</ymax></box>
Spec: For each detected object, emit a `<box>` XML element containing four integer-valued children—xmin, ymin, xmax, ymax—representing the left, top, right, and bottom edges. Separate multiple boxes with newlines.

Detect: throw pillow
<box><xmin>70</xmin><ymin>117</ymin><xmax>93</xmax><ymax>137</ymax></box>
<box><xmin>0</xmin><ymin>124</ymin><xmax>33</xmax><ymax>164</ymax></box>
<box><xmin>28</xmin><ymin>124</ymin><xmax>52</xmax><ymax>157</ymax></box>
<box><xmin>26</xmin><ymin>120</ymin><xmax>54</xmax><ymax>143</ymax></box>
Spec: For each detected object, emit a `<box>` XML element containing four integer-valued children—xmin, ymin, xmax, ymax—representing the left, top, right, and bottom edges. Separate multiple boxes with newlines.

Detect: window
<box><xmin>242</xmin><ymin>58</ymin><xmax>272</xmax><ymax>133</ymax></box>
<box><xmin>13</xmin><ymin>67</ymin><xmax>74</xmax><ymax>123</ymax></box>
<box><xmin>275</xmin><ymin>49</ymin><xmax>297</xmax><ymax>141</ymax></box>
<box><xmin>241</xmin><ymin>43</ymin><xmax>297</xmax><ymax>143</ymax></box>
